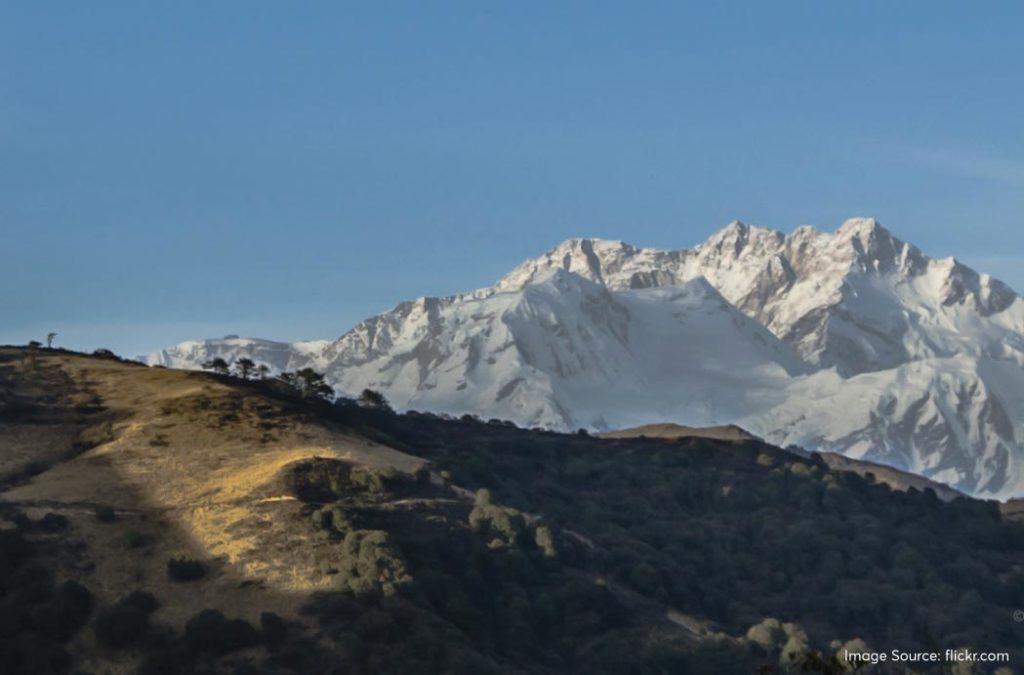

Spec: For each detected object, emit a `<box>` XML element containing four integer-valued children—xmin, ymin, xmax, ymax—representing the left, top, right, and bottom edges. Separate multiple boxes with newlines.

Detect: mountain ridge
<box><xmin>149</xmin><ymin>219</ymin><xmax>1024</xmax><ymax>498</ymax></box>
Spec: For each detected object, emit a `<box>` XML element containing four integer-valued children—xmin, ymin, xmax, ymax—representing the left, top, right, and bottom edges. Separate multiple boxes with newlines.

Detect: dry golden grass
<box><xmin>0</xmin><ymin>348</ymin><xmax>427</xmax><ymax>638</ymax></box>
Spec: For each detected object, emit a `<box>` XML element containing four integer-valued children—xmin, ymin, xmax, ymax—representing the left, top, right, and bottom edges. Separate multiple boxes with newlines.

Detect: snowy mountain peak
<box><xmin>150</xmin><ymin>218</ymin><xmax>1024</xmax><ymax>498</ymax></box>
<box><xmin>700</xmin><ymin>220</ymin><xmax>784</xmax><ymax>256</ymax></box>
<box><xmin>836</xmin><ymin>216</ymin><xmax>885</xmax><ymax>237</ymax></box>
<box><xmin>495</xmin><ymin>237</ymin><xmax>634</xmax><ymax>291</ymax></box>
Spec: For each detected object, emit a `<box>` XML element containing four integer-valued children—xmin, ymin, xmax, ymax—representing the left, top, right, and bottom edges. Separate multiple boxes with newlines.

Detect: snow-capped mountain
<box><xmin>148</xmin><ymin>219</ymin><xmax>1024</xmax><ymax>499</ymax></box>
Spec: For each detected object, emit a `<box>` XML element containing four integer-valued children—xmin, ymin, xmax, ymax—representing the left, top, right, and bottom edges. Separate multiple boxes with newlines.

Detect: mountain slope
<box><xmin>497</xmin><ymin>219</ymin><xmax>1024</xmax><ymax>376</ymax></box>
<box><xmin>149</xmin><ymin>219</ymin><xmax>1024</xmax><ymax>498</ymax></box>
<box><xmin>5</xmin><ymin>347</ymin><xmax>1024</xmax><ymax>673</ymax></box>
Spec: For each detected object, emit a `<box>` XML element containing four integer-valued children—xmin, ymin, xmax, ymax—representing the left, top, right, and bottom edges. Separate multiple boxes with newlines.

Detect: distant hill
<box><xmin>598</xmin><ymin>424</ymin><xmax>963</xmax><ymax>502</ymax></box>
<box><xmin>2</xmin><ymin>347</ymin><xmax>1024</xmax><ymax>674</ymax></box>
<box><xmin>596</xmin><ymin>423</ymin><xmax>758</xmax><ymax>442</ymax></box>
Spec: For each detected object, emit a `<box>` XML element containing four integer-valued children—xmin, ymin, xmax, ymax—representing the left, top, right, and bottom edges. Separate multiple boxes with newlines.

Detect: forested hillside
<box><xmin>2</xmin><ymin>347</ymin><xmax>1023</xmax><ymax>674</ymax></box>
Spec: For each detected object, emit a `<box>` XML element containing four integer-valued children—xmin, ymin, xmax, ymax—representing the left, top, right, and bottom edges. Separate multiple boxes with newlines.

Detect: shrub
<box><xmin>627</xmin><ymin>562</ymin><xmax>662</xmax><ymax>597</ymax></box>
<box><xmin>125</xmin><ymin>530</ymin><xmax>155</xmax><ymax>549</ymax></box>
<box><xmin>184</xmin><ymin>609</ymin><xmax>260</xmax><ymax>655</ymax></box>
<box><xmin>469</xmin><ymin>495</ymin><xmax>525</xmax><ymax>547</ymax></box>
<box><xmin>94</xmin><ymin>505</ymin><xmax>117</xmax><ymax>523</ymax></box>
<box><xmin>121</xmin><ymin>590</ymin><xmax>159</xmax><ymax>613</ymax></box>
<box><xmin>34</xmin><ymin>580</ymin><xmax>94</xmax><ymax>642</ymax></box>
<box><xmin>534</xmin><ymin>525</ymin><xmax>557</xmax><ymax>558</ymax></box>
<box><xmin>11</xmin><ymin>563</ymin><xmax>53</xmax><ymax>603</ymax></box>
<box><xmin>349</xmin><ymin>466</ymin><xmax>401</xmax><ymax>495</ymax></box>
<box><xmin>260</xmin><ymin>611</ymin><xmax>288</xmax><ymax>646</ymax></box>
<box><xmin>75</xmin><ymin>422</ymin><xmax>115</xmax><ymax>450</ymax></box>
<box><xmin>779</xmin><ymin>622</ymin><xmax>810</xmax><ymax>668</ymax></box>
<box><xmin>94</xmin><ymin>604</ymin><xmax>149</xmax><ymax>648</ymax></box>
<box><xmin>329</xmin><ymin>506</ymin><xmax>352</xmax><ymax>533</ymax></box>
<box><xmin>354</xmin><ymin>609</ymin><xmax>398</xmax><ymax>642</ymax></box>
<box><xmin>745</xmin><ymin>617</ymin><xmax>784</xmax><ymax>652</ymax></box>
<box><xmin>35</xmin><ymin>513</ymin><xmax>69</xmax><ymax>533</ymax></box>
<box><xmin>137</xmin><ymin>644</ymin><xmax>193</xmax><ymax>675</ymax></box>
<box><xmin>0</xmin><ymin>530</ymin><xmax>32</xmax><ymax>577</ymax></box>
<box><xmin>334</xmin><ymin>530</ymin><xmax>411</xmax><ymax>596</ymax></box>
<box><xmin>167</xmin><ymin>557</ymin><xmax>206</xmax><ymax>582</ymax></box>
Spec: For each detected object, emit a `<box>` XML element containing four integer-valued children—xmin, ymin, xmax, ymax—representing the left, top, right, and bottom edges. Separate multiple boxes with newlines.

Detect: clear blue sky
<box><xmin>3</xmin><ymin>2</ymin><xmax>1023</xmax><ymax>356</ymax></box>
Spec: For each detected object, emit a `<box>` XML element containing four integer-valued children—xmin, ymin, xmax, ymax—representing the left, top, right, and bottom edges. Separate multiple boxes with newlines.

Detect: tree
<box><xmin>257</xmin><ymin>364</ymin><xmax>270</xmax><ymax>379</ymax></box>
<box><xmin>46</xmin><ymin>332</ymin><xmax>57</xmax><ymax>348</ymax></box>
<box><xmin>358</xmin><ymin>388</ymin><xmax>391</xmax><ymax>411</ymax></box>
<box><xmin>201</xmin><ymin>357</ymin><xmax>230</xmax><ymax>375</ymax></box>
<box><xmin>234</xmin><ymin>358</ymin><xmax>256</xmax><ymax>380</ymax></box>
<box><xmin>278</xmin><ymin>368</ymin><xmax>333</xmax><ymax>400</ymax></box>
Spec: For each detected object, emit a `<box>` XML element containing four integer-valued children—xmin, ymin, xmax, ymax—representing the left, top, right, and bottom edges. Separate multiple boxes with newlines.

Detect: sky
<box><xmin>3</xmin><ymin>2</ymin><xmax>1023</xmax><ymax>356</ymax></box>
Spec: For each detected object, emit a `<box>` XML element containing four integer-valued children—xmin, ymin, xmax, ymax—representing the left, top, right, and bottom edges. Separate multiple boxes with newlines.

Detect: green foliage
<box><xmin>469</xmin><ymin>489</ymin><xmax>526</xmax><ymax>548</ymax></box>
<box><xmin>534</xmin><ymin>525</ymin><xmax>557</xmax><ymax>558</ymax></box>
<box><xmin>233</xmin><ymin>357</ymin><xmax>257</xmax><ymax>380</ymax></box>
<box><xmin>201</xmin><ymin>357</ymin><xmax>229</xmax><ymax>375</ymax></box>
<box><xmin>324</xmin><ymin>408</ymin><xmax>1024</xmax><ymax>672</ymax></box>
<box><xmin>358</xmin><ymin>388</ymin><xmax>392</xmax><ymax>411</ymax></box>
<box><xmin>332</xmin><ymin>530</ymin><xmax>411</xmax><ymax>596</ymax></box>
<box><xmin>779</xmin><ymin>621</ymin><xmax>810</xmax><ymax>669</ymax></box>
<box><xmin>277</xmin><ymin>368</ymin><xmax>334</xmax><ymax>400</ymax></box>
<box><xmin>746</xmin><ymin>617</ymin><xmax>784</xmax><ymax>651</ymax></box>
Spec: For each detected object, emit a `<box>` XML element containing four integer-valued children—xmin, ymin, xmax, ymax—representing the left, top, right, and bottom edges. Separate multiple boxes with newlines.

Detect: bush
<box><xmin>34</xmin><ymin>580</ymin><xmax>93</xmax><ymax>642</ymax></box>
<box><xmin>125</xmin><ymin>530</ymin><xmax>155</xmax><ymax>549</ymax></box>
<box><xmin>745</xmin><ymin>617</ymin><xmax>784</xmax><ymax>652</ymax></box>
<box><xmin>261</xmin><ymin>611</ymin><xmax>288</xmax><ymax>646</ymax></box>
<box><xmin>469</xmin><ymin>496</ymin><xmax>525</xmax><ymax>547</ymax></box>
<box><xmin>35</xmin><ymin>513</ymin><xmax>69</xmax><ymax>533</ymax></box>
<box><xmin>136</xmin><ymin>644</ymin><xmax>193</xmax><ymax>675</ymax></box>
<box><xmin>121</xmin><ymin>590</ymin><xmax>159</xmax><ymax>613</ymax></box>
<box><xmin>534</xmin><ymin>525</ymin><xmax>557</xmax><ymax>558</ymax></box>
<box><xmin>328</xmin><ymin>530</ymin><xmax>412</xmax><ymax>596</ymax></box>
<box><xmin>94</xmin><ymin>604</ymin><xmax>149</xmax><ymax>648</ymax></box>
<box><xmin>354</xmin><ymin>609</ymin><xmax>398</xmax><ymax>642</ymax></box>
<box><xmin>167</xmin><ymin>557</ymin><xmax>206</xmax><ymax>582</ymax></box>
<box><xmin>184</xmin><ymin>609</ymin><xmax>260</xmax><ymax>655</ymax></box>
<box><xmin>94</xmin><ymin>506</ymin><xmax>117</xmax><ymax>523</ymax></box>
<box><xmin>10</xmin><ymin>563</ymin><xmax>52</xmax><ymax>603</ymax></box>
<box><xmin>0</xmin><ymin>530</ymin><xmax>32</xmax><ymax>578</ymax></box>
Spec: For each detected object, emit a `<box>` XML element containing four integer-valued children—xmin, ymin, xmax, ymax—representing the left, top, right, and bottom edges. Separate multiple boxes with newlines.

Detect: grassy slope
<box><xmin>0</xmin><ymin>348</ymin><xmax>429</xmax><ymax>673</ymax></box>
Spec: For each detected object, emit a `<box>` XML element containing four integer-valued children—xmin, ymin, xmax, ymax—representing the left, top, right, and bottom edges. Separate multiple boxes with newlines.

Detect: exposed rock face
<box><xmin>149</xmin><ymin>219</ymin><xmax>1024</xmax><ymax>498</ymax></box>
